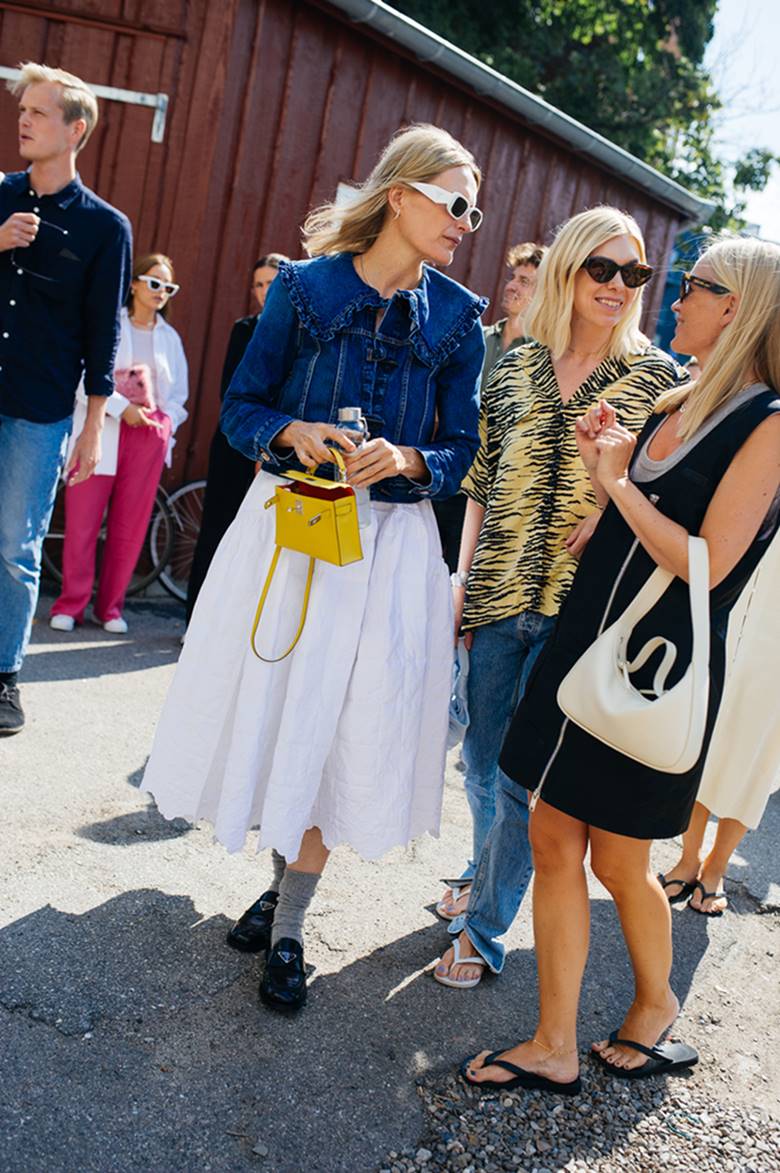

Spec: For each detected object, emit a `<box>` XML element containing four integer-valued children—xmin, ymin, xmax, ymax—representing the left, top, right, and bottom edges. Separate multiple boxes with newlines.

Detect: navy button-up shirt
<box><xmin>0</xmin><ymin>170</ymin><xmax>132</xmax><ymax>423</ymax></box>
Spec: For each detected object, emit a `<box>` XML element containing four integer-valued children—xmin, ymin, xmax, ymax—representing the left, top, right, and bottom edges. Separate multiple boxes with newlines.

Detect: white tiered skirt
<box><xmin>142</xmin><ymin>471</ymin><xmax>453</xmax><ymax>860</ymax></box>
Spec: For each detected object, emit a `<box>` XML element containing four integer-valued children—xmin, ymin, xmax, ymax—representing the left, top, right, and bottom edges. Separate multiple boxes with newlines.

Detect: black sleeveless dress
<box><xmin>499</xmin><ymin>387</ymin><xmax>780</xmax><ymax>839</ymax></box>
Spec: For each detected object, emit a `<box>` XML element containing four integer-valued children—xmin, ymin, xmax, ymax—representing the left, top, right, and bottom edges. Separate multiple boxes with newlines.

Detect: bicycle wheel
<box><xmin>156</xmin><ymin>479</ymin><xmax>207</xmax><ymax>602</ymax></box>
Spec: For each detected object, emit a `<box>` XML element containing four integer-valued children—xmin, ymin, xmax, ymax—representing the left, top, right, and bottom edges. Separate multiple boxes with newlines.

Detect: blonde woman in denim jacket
<box><xmin>142</xmin><ymin>125</ymin><xmax>486</xmax><ymax>1012</ymax></box>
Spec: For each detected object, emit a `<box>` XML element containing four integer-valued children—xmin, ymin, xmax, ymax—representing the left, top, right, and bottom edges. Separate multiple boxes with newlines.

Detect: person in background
<box><xmin>481</xmin><ymin>241</ymin><xmax>546</xmax><ymax>391</ymax></box>
<box><xmin>658</xmin><ymin>523</ymin><xmax>780</xmax><ymax>916</ymax></box>
<box><xmin>0</xmin><ymin>63</ymin><xmax>131</xmax><ymax>733</ymax></box>
<box><xmin>434</xmin><ymin>242</ymin><xmax>545</xmax><ymax>572</ymax></box>
<box><xmin>49</xmin><ymin>253</ymin><xmax>187</xmax><ymax>634</ymax></box>
<box><xmin>185</xmin><ymin>253</ymin><xmax>288</xmax><ymax>623</ymax></box>
<box><xmin>434</xmin><ymin>207</ymin><xmax>684</xmax><ymax>986</ymax></box>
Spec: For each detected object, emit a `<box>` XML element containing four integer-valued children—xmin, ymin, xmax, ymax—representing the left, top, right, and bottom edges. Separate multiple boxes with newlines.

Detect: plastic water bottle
<box><xmin>337</xmin><ymin>406</ymin><xmax>371</xmax><ymax>529</ymax></box>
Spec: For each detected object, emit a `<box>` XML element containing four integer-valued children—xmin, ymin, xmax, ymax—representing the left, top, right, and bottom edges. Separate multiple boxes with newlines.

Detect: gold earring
<box><xmin>393</xmin><ymin>207</ymin><xmax>401</xmax><ymax>220</ymax></box>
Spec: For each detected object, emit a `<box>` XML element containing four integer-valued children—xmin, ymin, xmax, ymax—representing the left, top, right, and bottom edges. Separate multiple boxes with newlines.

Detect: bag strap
<box><xmin>250</xmin><ymin>547</ymin><xmax>316</xmax><ymax>663</ymax></box>
<box><xmin>617</xmin><ymin>535</ymin><xmax>710</xmax><ymax>697</ymax></box>
<box><xmin>613</xmin><ymin>536</ymin><xmax>708</xmax><ymax>630</ymax></box>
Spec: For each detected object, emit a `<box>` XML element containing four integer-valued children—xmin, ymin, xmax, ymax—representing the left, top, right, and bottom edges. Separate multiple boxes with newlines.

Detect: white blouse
<box><xmin>67</xmin><ymin>307</ymin><xmax>189</xmax><ymax>477</ymax></box>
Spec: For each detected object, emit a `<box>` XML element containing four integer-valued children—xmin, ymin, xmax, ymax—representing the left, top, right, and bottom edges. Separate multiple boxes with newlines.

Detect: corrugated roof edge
<box><xmin>326</xmin><ymin>0</ymin><xmax>715</xmax><ymax>222</ymax></box>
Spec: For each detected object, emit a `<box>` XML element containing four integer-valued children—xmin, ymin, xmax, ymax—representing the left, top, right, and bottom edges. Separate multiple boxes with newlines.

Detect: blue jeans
<box><xmin>449</xmin><ymin>610</ymin><xmax>555</xmax><ymax>954</ymax></box>
<box><xmin>464</xmin><ymin>770</ymin><xmax>538</xmax><ymax>972</ymax></box>
<box><xmin>0</xmin><ymin>413</ymin><xmax>71</xmax><ymax>673</ymax></box>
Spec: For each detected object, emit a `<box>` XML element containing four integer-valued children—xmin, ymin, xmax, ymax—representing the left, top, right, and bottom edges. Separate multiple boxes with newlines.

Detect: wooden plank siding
<box><xmin>0</xmin><ymin>0</ymin><xmax>685</xmax><ymax>482</ymax></box>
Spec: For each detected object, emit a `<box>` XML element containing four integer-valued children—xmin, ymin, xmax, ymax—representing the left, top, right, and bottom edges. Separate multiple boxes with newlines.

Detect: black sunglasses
<box><xmin>581</xmin><ymin>256</ymin><xmax>655</xmax><ymax>289</ymax></box>
<box><xmin>679</xmin><ymin>272</ymin><xmax>730</xmax><ymax>301</ymax></box>
<box><xmin>10</xmin><ymin>218</ymin><xmax>70</xmax><ymax>284</ymax></box>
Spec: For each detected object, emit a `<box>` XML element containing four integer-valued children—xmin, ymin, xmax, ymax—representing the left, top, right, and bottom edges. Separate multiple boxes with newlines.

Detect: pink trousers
<box><xmin>52</xmin><ymin>412</ymin><xmax>172</xmax><ymax>623</ymax></box>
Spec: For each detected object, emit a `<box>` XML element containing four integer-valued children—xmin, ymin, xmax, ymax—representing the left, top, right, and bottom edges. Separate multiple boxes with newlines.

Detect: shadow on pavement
<box><xmin>0</xmin><ymin>885</ymin><xmax>711</xmax><ymax>1173</ymax></box>
<box><xmin>21</xmin><ymin>639</ymin><xmax>180</xmax><ymax>683</ymax></box>
<box><xmin>76</xmin><ymin>806</ymin><xmax>192</xmax><ymax>845</ymax></box>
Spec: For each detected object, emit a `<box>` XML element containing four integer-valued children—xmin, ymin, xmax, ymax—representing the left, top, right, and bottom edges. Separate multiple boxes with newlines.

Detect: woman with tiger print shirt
<box><xmin>435</xmin><ymin>207</ymin><xmax>684</xmax><ymax>988</ymax></box>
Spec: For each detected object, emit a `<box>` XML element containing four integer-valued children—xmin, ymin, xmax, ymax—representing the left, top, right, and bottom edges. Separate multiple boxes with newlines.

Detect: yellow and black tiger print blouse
<box><xmin>461</xmin><ymin>340</ymin><xmax>684</xmax><ymax>629</ymax></box>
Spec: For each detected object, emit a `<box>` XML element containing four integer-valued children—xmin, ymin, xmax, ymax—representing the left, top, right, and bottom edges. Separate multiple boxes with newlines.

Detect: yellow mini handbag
<box><xmin>250</xmin><ymin>447</ymin><xmax>363</xmax><ymax>662</ymax></box>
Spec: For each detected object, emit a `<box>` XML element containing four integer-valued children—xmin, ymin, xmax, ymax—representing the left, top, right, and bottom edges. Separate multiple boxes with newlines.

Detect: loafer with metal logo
<box><xmin>259</xmin><ymin>938</ymin><xmax>307</xmax><ymax>1012</ymax></box>
<box><xmin>225</xmin><ymin>890</ymin><xmax>278</xmax><ymax>953</ymax></box>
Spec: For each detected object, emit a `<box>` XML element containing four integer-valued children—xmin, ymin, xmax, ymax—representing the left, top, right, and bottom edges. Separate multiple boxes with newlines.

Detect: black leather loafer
<box><xmin>225</xmin><ymin>890</ymin><xmax>278</xmax><ymax>953</ymax></box>
<box><xmin>259</xmin><ymin>937</ymin><xmax>307</xmax><ymax>1012</ymax></box>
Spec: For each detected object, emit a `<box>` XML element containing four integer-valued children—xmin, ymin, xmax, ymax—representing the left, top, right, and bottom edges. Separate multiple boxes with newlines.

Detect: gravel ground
<box><xmin>379</xmin><ymin>1064</ymin><xmax>780</xmax><ymax>1173</ymax></box>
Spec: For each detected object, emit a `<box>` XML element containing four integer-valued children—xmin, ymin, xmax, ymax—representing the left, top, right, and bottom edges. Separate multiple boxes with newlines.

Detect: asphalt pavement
<box><xmin>1</xmin><ymin>590</ymin><xmax>778</xmax><ymax>1172</ymax></box>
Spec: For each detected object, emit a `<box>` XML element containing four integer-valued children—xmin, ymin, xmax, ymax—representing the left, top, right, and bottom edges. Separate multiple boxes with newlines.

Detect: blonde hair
<box><xmin>525</xmin><ymin>206</ymin><xmax>650</xmax><ymax>360</ymax></box>
<box><xmin>9</xmin><ymin>62</ymin><xmax>98</xmax><ymax>152</ymax></box>
<box><xmin>656</xmin><ymin>234</ymin><xmax>780</xmax><ymax>439</ymax></box>
<box><xmin>303</xmin><ymin>123</ymin><xmax>481</xmax><ymax>257</ymax></box>
<box><xmin>506</xmin><ymin>241</ymin><xmax>546</xmax><ymax>269</ymax></box>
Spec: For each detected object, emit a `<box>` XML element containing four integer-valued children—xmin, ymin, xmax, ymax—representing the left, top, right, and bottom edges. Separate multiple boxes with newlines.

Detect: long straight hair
<box><xmin>656</xmin><ymin>234</ymin><xmax>780</xmax><ymax>438</ymax></box>
<box><xmin>302</xmin><ymin>123</ymin><xmax>481</xmax><ymax>257</ymax></box>
<box><xmin>525</xmin><ymin>206</ymin><xmax>650</xmax><ymax>360</ymax></box>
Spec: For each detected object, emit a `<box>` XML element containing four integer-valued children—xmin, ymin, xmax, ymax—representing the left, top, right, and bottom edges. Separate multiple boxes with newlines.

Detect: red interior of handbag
<box><xmin>281</xmin><ymin>481</ymin><xmax>355</xmax><ymax>502</ymax></box>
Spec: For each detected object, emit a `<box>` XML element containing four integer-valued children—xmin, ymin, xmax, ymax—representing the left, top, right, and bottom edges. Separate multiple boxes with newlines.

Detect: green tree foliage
<box><xmin>390</xmin><ymin>0</ymin><xmax>776</xmax><ymax>226</ymax></box>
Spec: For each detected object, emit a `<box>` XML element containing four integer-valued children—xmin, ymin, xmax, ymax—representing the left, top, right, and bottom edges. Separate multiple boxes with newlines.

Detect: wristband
<box><xmin>450</xmin><ymin>570</ymin><xmax>469</xmax><ymax>588</ymax></box>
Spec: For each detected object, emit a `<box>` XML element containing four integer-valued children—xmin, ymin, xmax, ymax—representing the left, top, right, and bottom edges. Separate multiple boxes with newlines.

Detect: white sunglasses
<box><xmin>136</xmin><ymin>273</ymin><xmax>180</xmax><ymax>297</ymax></box>
<box><xmin>407</xmin><ymin>181</ymin><xmax>483</xmax><ymax>231</ymax></box>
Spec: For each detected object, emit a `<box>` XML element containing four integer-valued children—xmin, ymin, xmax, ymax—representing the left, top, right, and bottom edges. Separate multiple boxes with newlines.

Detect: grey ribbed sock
<box><xmin>268</xmin><ymin>849</ymin><xmax>287</xmax><ymax>894</ymax></box>
<box><xmin>271</xmin><ymin>868</ymin><xmax>321</xmax><ymax>947</ymax></box>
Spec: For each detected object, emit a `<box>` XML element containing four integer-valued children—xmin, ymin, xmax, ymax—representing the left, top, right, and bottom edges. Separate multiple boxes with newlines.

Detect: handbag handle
<box><xmin>250</xmin><ymin>445</ymin><xmax>351</xmax><ymax>663</ymax></box>
<box><xmin>250</xmin><ymin>547</ymin><xmax>315</xmax><ymax>663</ymax></box>
<box><xmin>304</xmin><ymin>445</ymin><xmax>349</xmax><ymax>482</ymax></box>
<box><xmin>617</xmin><ymin>535</ymin><xmax>710</xmax><ymax>697</ymax></box>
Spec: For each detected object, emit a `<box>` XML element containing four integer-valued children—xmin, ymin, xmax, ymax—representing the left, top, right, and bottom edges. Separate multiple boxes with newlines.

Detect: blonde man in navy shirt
<box><xmin>0</xmin><ymin>63</ymin><xmax>131</xmax><ymax>733</ymax></box>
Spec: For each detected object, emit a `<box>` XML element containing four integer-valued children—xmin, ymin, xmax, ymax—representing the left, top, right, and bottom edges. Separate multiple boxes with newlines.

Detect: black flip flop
<box><xmin>657</xmin><ymin>872</ymin><xmax>695</xmax><ymax>904</ymax></box>
<box><xmin>460</xmin><ymin>1051</ymin><xmax>581</xmax><ymax>1096</ymax></box>
<box><xmin>687</xmin><ymin>879</ymin><xmax>727</xmax><ymax>917</ymax></box>
<box><xmin>592</xmin><ymin>1031</ymin><xmax>698</xmax><ymax>1080</ymax></box>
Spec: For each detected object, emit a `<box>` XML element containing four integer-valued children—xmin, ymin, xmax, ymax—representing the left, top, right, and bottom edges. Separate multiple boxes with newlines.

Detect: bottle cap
<box><xmin>337</xmin><ymin>406</ymin><xmax>363</xmax><ymax>423</ymax></box>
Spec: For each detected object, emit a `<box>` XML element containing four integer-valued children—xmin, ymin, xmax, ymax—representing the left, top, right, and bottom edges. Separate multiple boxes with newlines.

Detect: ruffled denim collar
<box><xmin>279</xmin><ymin>253</ymin><xmax>487</xmax><ymax>365</ymax></box>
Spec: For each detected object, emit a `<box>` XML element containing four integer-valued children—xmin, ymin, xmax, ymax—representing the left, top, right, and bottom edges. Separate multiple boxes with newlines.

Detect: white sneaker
<box><xmin>49</xmin><ymin>614</ymin><xmax>75</xmax><ymax>632</ymax></box>
<box><xmin>103</xmin><ymin>617</ymin><xmax>128</xmax><ymax>634</ymax></box>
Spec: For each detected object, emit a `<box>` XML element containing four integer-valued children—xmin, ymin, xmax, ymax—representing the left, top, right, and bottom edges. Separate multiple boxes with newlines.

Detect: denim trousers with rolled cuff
<box><xmin>448</xmin><ymin>609</ymin><xmax>555</xmax><ymax>959</ymax></box>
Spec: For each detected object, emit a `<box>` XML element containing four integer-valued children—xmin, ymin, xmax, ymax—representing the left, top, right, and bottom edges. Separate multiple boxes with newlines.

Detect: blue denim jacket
<box><xmin>221</xmin><ymin>252</ymin><xmax>487</xmax><ymax>502</ymax></box>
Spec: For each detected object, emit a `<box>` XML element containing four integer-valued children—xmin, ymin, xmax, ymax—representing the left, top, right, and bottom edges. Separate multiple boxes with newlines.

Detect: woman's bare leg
<box><xmin>661</xmin><ymin>801</ymin><xmax>710</xmax><ymax>893</ymax></box>
<box><xmin>590</xmin><ymin>829</ymin><xmax>678</xmax><ymax>1071</ymax></box>
<box><xmin>464</xmin><ymin>801</ymin><xmax>587</xmax><ymax>1086</ymax></box>
<box><xmin>690</xmin><ymin>816</ymin><xmax>747</xmax><ymax>913</ymax></box>
<box><xmin>288</xmin><ymin>826</ymin><xmax>330</xmax><ymax>873</ymax></box>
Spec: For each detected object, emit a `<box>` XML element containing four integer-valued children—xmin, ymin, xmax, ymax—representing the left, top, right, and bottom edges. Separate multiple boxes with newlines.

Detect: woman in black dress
<box><xmin>461</xmin><ymin>234</ymin><xmax>780</xmax><ymax>1092</ymax></box>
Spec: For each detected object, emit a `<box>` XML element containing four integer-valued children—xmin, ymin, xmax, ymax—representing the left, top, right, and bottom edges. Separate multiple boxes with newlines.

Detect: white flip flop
<box><xmin>435</xmin><ymin>881</ymin><xmax>472</xmax><ymax>921</ymax></box>
<box><xmin>433</xmin><ymin>937</ymin><xmax>487</xmax><ymax>989</ymax></box>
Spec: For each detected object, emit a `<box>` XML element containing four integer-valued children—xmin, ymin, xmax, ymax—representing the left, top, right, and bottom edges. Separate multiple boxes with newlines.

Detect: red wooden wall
<box><xmin>0</xmin><ymin>0</ymin><xmax>685</xmax><ymax>482</ymax></box>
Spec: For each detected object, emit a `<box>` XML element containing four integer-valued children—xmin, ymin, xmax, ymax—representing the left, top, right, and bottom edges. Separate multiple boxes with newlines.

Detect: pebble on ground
<box><xmin>377</xmin><ymin>1059</ymin><xmax>779</xmax><ymax>1173</ymax></box>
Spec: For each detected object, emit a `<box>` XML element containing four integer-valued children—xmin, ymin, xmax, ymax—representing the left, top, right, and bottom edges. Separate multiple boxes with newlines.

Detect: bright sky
<box><xmin>706</xmin><ymin>0</ymin><xmax>780</xmax><ymax>239</ymax></box>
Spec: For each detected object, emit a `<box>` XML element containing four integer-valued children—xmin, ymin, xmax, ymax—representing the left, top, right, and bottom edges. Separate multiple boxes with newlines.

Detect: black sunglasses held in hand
<box><xmin>581</xmin><ymin>256</ymin><xmax>655</xmax><ymax>288</ymax></box>
<box><xmin>678</xmin><ymin>272</ymin><xmax>730</xmax><ymax>301</ymax></box>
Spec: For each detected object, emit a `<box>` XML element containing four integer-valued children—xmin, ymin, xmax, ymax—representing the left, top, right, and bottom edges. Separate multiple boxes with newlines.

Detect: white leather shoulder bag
<box><xmin>557</xmin><ymin>535</ymin><xmax>710</xmax><ymax>773</ymax></box>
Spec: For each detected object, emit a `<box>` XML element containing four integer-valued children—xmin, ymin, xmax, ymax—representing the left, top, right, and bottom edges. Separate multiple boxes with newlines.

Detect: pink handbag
<box><xmin>114</xmin><ymin>364</ymin><xmax>154</xmax><ymax>408</ymax></box>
